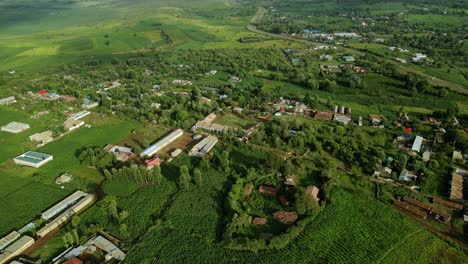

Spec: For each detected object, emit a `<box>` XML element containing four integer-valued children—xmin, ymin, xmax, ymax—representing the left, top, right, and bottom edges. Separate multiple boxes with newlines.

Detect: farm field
<box><xmin>215</xmin><ymin>113</ymin><xmax>258</xmax><ymax>129</ymax></box>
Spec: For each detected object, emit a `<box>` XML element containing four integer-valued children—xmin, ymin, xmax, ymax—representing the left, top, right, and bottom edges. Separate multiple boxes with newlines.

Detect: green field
<box><xmin>216</xmin><ymin>113</ymin><xmax>257</xmax><ymax>129</ymax></box>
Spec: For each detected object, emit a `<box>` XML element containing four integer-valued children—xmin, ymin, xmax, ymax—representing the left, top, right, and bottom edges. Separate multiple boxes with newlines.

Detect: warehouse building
<box><xmin>1</xmin><ymin>122</ymin><xmax>30</xmax><ymax>133</ymax></box>
<box><xmin>0</xmin><ymin>231</ymin><xmax>20</xmax><ymax>252</ymax></box>
<box><xmin>63</xmin><ymin>119</ymin><xmax>85</xmax><ymax>131</ymax></box>
<box><xmin>42</xmin><ymin>191</ymin><xmax>87</xmax><ymax>220</ymax></box>
<box><xmin>84</xmin><ymin>235</ymin><xmax>126</xmax><ymax>262</ymax></box>
<box><xmin>13</xmin><ymin>151</ymin><xmax>53</xmax><ymax>168</ymax></box>
<box><xmin>189</xmin><ymin>135</ymin><xmax>218</xmax><ymax>157</ymax></box>
<box><xmin>29</xmin><ymin>130</ymin><xmax>53</xmax><ymax>145</ymax></box>
<box><xmin>0</xmin><ymin>236</ymin><xmax>34</xmax><ymax>264</ymax></box>
<box><xmin>70</xmin><ymin>111</ymin><xmax>90</xmax><ymax>120</ymax></box>
<box><xmin>141</xmin><ymin>129</ymin><xmax>184</xmax><ymax>158</ymax></box>
<box><xmin>37</xmin><ymin>194</ymin><xmax>95</xmax><ymax>238</ymax></box>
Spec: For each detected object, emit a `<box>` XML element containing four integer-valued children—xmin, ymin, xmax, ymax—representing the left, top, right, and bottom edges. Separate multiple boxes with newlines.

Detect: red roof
<box><xmin>145</xmin><ymin>157</ymin><xmax>162</xmax><ymax>167</ymax></box>
<box><xmin>404</xmin><ymin>127</ymin><xmax>413</xmax><ymax>133</ymax></box>
<box><xmin>64</xmin><ymin>96</ymin><xmax>75</xmax><ymax>102</ymax></box>
<box><xmin>38</xmin><ymin>89</ymin><xmax>48</xmax><ymax>95</ymax></box>
<box><xmin>258</xmin><ymin>185</ymin><xmax>278</xmax><ymax>197</ymax></box>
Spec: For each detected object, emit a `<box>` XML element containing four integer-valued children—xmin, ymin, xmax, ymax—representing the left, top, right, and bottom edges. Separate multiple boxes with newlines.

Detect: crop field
<box><xmin>125</xmin><ymin>188</ymin><xmax>467</xmax><ymax>263</ymax></box>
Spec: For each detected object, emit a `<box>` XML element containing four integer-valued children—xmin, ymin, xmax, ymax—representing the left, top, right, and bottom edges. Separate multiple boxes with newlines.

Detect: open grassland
<box><xmin>216</xmin><ymin>114</ymin><xmax>257</xmax><ymax>129</ymax></box>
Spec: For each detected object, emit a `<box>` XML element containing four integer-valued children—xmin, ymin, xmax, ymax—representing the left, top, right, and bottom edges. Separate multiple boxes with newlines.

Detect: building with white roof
<box><xmin>1</xmin><ymin>122</ymin><xmax>30</xmax><ymax>133</ymax></box>
<box><xmin>189</xmin><ymin>135</ymin><xmax>218</xmax><ymax>157</ymax></box>
<box><xmin>411</xmin><ymin>136</ymin><xmax>424</xmax><ymax>152</ymax></box>
<box><xmin>0</xmin><ymin>96</ymin><xmax>16</xmax><ymax>105</ymax></box>
<box><xmin>13</xmin><ymin>151</ymin><xmax>53</xmax><ymax>168</ymax></box>
<box><xmin>141</xmin><ymin>129</ymin><xmax>184</xmax><ymax>158</ymax></box>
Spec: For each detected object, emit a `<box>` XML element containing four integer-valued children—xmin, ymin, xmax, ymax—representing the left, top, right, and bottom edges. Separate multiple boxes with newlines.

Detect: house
<box><xmin>233</xmin><ymin>107</ymin><xmax>243</xmax><ymax>113</ymax></box>
<box><xmin>402</xmin><ymin>196</ymin><xmax>432</xmax><ymax>211</ymax></box>
<box><xmin>252</xmin><ymin>218</ymin><xmax>267</xmax><ymax>225</ymax></box>
<box><xmin>333</xmin><ymin>114</ymin><xmax>351</xmax><ymax>125</ymax></box>
<box><xmin>172</xmin><ymin>80</ymin><xmax>192</xmax><ymax>86</ymax></box>
<box><xmin>291</xmin><ymin>58</ymin><xmax>300</xmax><ymax>63</ymax></box>
<box><xmin>171</xmin><ymin>149</ymin><xmax>183</xmax><ymax>158</ymax></box>
<box><xmin>38</xmin><ymin>89</ymin><xmax>48</xmax><ymax>96</ymax></box>
<box><xmin>1</xmin><ymin>122</ymin><xmax>30</xmax><ymax>133</ymax></box>
<box><xmin>305</xmin><ymin>185</ymin><xmax>320</xmax><ymax>201</ymax></box>
<box><xmin>141</xmin><ymin>129</ymin><xmax>184</xmax><ymax>158</ymax></box>
<box><xmin>273</xmin><ymin>211</ymin><xmax>298</xmax><ymax>224</ymax></box>
<box><xmin>320</xmin><ymin>54</ymin><xmax>333</xmax><ymax>61</ymax></box>
<box><xmin>29</xmin><ymin>130</ymin><xmax>53</xmax><ymax>145</ymax></box>
<box><xmin>450</xmin><ymin>168</ymin><xmax>465</xmax><ymax>200</ymax></box>
<box><xmin>0</xmin><ymin>231</ymin><xmax>20</xmax><ymax>253</ymax></box>
<box><xmin>103</xmin><ymin>80</ymin><xmax>122</xmax><ymax>90</ymax></box>
<box><xmin>63</xmin><ymin>119</ymin><xmax>85</xmax><ymax>131</ymax></box>
<box><xmin>342</xmin><ymin>56</ymin><xmax>355</xmax><ymax>62</ymax></box>
<box><xmin>373</xmin><ymin>166</ymin><xmax>392</xmax><ymax>177</ymax></box>
<box><xmin>430</xmin><ymin>207</ymin><xmax>451</xmax><ymax>222</ymax></box>
<box><xmin>399</xmin><ymin>170</ymin><xmax>417</xmax><ymax>182</ymax></box>
<box><xmin>151</xmin><ymin>103</ymin><xmax>161</xmax><ymax>109</ymax></box>
<box><xmin>55</xmin><ymin>173</ymin><xmax>73</xmax><ymax>184</ymax></box>
<box><xmin>229</xmin><ymin>76</ymin><xmax>240</xmax><ymax>82</ymax></box>
<box><xmin>423</xmin><ymin>151</ymin><xmax>431</xmax><ymax>162</ymax></box>
<box><xmin>412</xmin><ymin>53</ymin><xmax>427</xmax><ymax>63</ymax></box>
<box><xmin>453</xmin><ymin>151</ymin><xmax>463</xmax><ymax>161</ymax></box>
<box><xmin>411</xmin><ymin>136</ymin><xmax>424</xmax><ymax>152</ymax></box>
<box><xmin>200</xmin><ymin>97</ymin><xmax>212</xmax><ymax>104</ymax></box>
<box><xmin>41</xmin><ymin>191</ymin><xmax>87</xmax><ymax>220</ymax></box>
<box><xmin>394</xmin><ymin>57</ymin><xmax>407</xmax><ymax>63</ymax></box>
<box><xmin>64</xmin><ymin>96</ymin><xmax>76</xmax><ymax>102</ymax></box>
<box><xmin>432</xmin><ymin>197</ymin><xmax>463</xmax><ymax>210</ymax></box>
<box><xmin>82</xmin><ymin>99</ymin><xmax>99</xmax><ymax>109</ymax></box>
<box><xmin>0</xmin><ymin>96</ymin><xmax>16</xmax><ymax>105</ymax></box>
<box><xmin>144</xmin><ymin>156</ymin><xmax>162</xmax><ymax>170</ymax></box>
<box><xmin>258</xmin><ymin>184</ymin><xmax>278</xmax><ymax>197</ymax></box>
<box><xmin>49</xmin><ymin>92</ymin><xmax>60</xmax><ymax>100</ymax></box>
<box><xmin>284</xmin><ymin>175</ymin><xmax>298</xmax><ymax>186</ymax></box>
<box><xmin>189</xmin><ymin>135</ymin><xmax>218</xmax><ymax>157</ymax></box>
<box><xmin>208</xmin><ymin>70</ymin><xmax>217</xmax><ymax>75</ymax></box>
<box><xmin>104</xmin><ymin>145</ymin><xmax>134</xmax><ymax>162</ymax></box>
<box><xmin>8</xmin><ymin>69</ymin><xmax>16</xmax><ymax>74</ymax></box>
<box><xmin>152</xmin><ymin>84</ymin><xmax>161</xmax><ymax>89</ymax></box>
<box><xmin>369</xmin><ymin>114</ymin><xmax>384</xmax><ymax>127</ymax></box>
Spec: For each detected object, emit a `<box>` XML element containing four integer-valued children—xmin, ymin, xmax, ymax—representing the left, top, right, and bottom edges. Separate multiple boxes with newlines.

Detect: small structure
<box><xmin>14</xmin><ymin>151</ymin><xmax>53</xmax><ymax>168</ymax></box>
<box><xmin>284</xmin><ymin>175</ymin><xmax>298</xmax><ymax>187</ymax></box>
<box><xmin>273</xmin><ymin>211</ymin><xmax>298</xmax><ymax>224</ymax></box>
<box><xmin>399</xmin><ymin>170</ymin><xmax>417</xmax><ymax>182</ymax></box>
<box><xmin>141</xmin><ymin>129</ymin><xmax>184</xmax><ymax>158</ymax></box>
<box><xmin>172</xmin><ymin>80</ymin><xmax>192</xmax><ymax>86</ymax></box>
<box><xmin>342</xmin><ymin>55</ymin><xmax>355</xmax><ymax>62</ymax></box>
<box><xmin>29</xmin><ymin>130</ymin><xmax>53</xmax><ymax>145</ymax></box>
<box><xmin>144</xmin><ymin>156</ymin><xmax>162</xmax><ymax>170</ymax></box>
<box><xmin>104</xmin><ymin>145</ymin><xmax>134</xmax><ymax>162</ymax></box>
<box><xmin>56</xmin><ymin>173</ymin><xmax>73</xmax><ymax>185</ymax></box>
<box><xmin>252</xmin><ymin>217</ymin><xmax>267</xmax><ymax>225</ymax></box>
<box><xmin>393</xmin><ymin>200</ymin><xmax>427</xmax><ymax>219</ymax></box>
<box><xmin>429</xmin><ymin>207</ymin><xmax>451</xmax><ymax>222</ymax></box>
<box><xmin>171</xmin><ymin>149</ymin><xmax>183</xmax><ymax>158</ymax></box>
<box><xmin>450</xmin><ymin>168</ymin><xmax>465</xmax><ymax>200</ymax></box>
<box><xmin>258</xmin><ymin>184</ymin><xmax>278</xmax><ymax>197</ymax></box>
<box><xmin>373</xmin><ymin>166</ymin><xmax>392</xmax><ymax>177</ymax></box>
<box><xmin>84</xmin><ymin>235</ymin><xmax>126</xmax><ymax>262</ymax></box>
<box><xmin>432</xmin><ymin>197</ymin><xmax>463</xmax><ymax>210</ymax></box>
<box><xmin>63</xmin><ymin>119</ymin><xmax>85</xmax><ymax>131</ymax></box>
<box><xmin>63</xmin><ymin>257</ymin><xmax>83</xmax><ymax>264</ymax></box>
<box><xmin>189</xmin><ymin>135</ymin><xmax>218</xmax><ymax>157</ymax></box>
<box><xmin>411</xmin><ymin>136</ymin><xmax>424</xmax><ymax>153</ymax></box>
<box><xmin>333</xmin><ymin>114</ymin><xmax>351</xmax><ymax>125</ymax></box>
<box><xmin>1</xmin><ymin>122</ymin><xmax>30</xmax><ymax>133</ymax></box>
<box><xmin>70</xmin><ymin>111</ymin><xmax>90</xmax><ymax>120</ymax></box>
<box><xmin>319</xmin><ymin>54</ymin><xmax>333</xmax><ymax>61</ymax></box>
<box><xmin>305</xmin><ymin>185</ymin><xmax>320</xmax><ymax>202</ymax></box>
<box><xmin>82</xmin><ymin>99</ymin><xmax>99</xmax><ymax>110</ymax></box>
<box><xmin>0</xmin><ymin>96</ymin><xmax>16</xmax><ymax>105</ymax></box>
<box><xmin>369</xmin><ymin>114</ymin><xmax>384</xmax><ymax>127</ymax></box>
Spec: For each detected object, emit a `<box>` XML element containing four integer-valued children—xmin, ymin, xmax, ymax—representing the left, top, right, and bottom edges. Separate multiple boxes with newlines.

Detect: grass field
<box><xmin>215</xmin><ymin>114</ymin><xmax>257</xmax><ymax>129</ymax></box>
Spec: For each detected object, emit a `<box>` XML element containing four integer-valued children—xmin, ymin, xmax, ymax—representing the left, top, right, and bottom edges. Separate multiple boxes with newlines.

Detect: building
<box><xmin>1</xmin><ymin>122</ymin><xmax>30</xmax><ymax>133</ymax></box>
<box><xmin>373</xmin><ymin>166</ymin><xmax>392</xmax><ymax>177</ymax></box>
<box><xmin>273</xmin><ymin>211</ymin><xmax>298</xmax><ymax>224</ymax></box>
<box><xmin>411</xmin><ymin>136</ymin><xmax>424</xmax><ymax>152</ymax></box>
<box><xmin>172</xmin><ymin>80</ymin><xmax>192</xmax><ymax>86</ymax></box>
<box><xmin>314</xmin><ymin>111</ymin><xmax>333</xmax><ymax>120</ymax></box>
<box><xmin>412</xmin><ymin>53</ymin><xmax>427</xmax><ymax>63</ymax></box>
<box><xmin>37</xmin><ymin>194</ymin><xmax>96</xmax><ymax>238</ymax></box>
<box><xmin>56</xmin><ymin>173</ymin><xmax>73</xmax><ymax>185</ymax></box>
<box><xmin>402</xmin><ymin>196</ymin><xmax>432</xmax><ymax>211</ymax></box>
<box><xmin>13</xmin><ymin>151</ymin><xmax>53</xmax><ymax>168</ymax></box>
<box><xmin>369</xmin><ymin>114</ymin><xmax>384</xmax><ymax>127</ymax></box>
<box><xmin>189</xmin><ymin>135</ymin><xmax>218</xmax><ymax>157</ymax></box>
<box><xmin>141</xmin><ymin>129</ymin><xmax>184</xmax><ymax>158</ymax></box>
<box><xmin>342</xmin><ymin>55</ymin><xmax>355</xmax><ymax>62</ymax></box>
<box><xmin>333</xmin><ymin>114</ymin><xmax>351</xmax><ymax>125</ymax></box>
<box><xmin>305</xmin><ymin>185</ymin><xmax>320</xmax><ymax>202</ymax></box>
<box><xmin>432</xmin><ymin>197</ymin><xmax>463</xmax><ymax>210</ymax></box>
<box><xmin>29</xmin><ymin>130</ymin><xmax>53</xmax><ymax>145</ymax></box>
<box><xmin>393</xmin><ymin>200</ymin><xmax>427</xmax><ymax>219</ymax></box>
<box><xmin>144</xmin><ymin>156</ymin><xmax>162</xmax><ymax>170</ymax></box>
<box><xmin>70</xmin><ymin>111</ymin><xmax>90</xmax><ymax>120</ymax></box>
<box><xmin>0</xmin><ymin>236</ymin><xmax>34</xmax><ymax>264</ymax></box>
<box><xmin>103</xmin><ymin>80</ymin><xmax>122</xmax><ymax>90</ymax></box>
<box><xmin>171</xmin><ymin>149</ymin><xmax>183</xmax><ymax>158</ymax></box>
<box><xmin>104</xmin><ymin>145</ymin><xmax>134</xmax><ymax>162</ymax></box>
<box><xmin>0</xmin><ymin>231</ymin><xmax>20</xmax><ymax>252</ymax></box>
<box><xmin>84</xmin><ymin>235</ymin><xmax>126</xmax><ymax>262</ymax></box>
<box><xmin>258</xmin><ymin>184</ymin><xmax>278</xmax><ymax>197</ymax></box>
<box><xmin>63</xmin><ymin>257</ymin><xmax>83</xmax><ymax>264</ymax></box>
<box><xmin>63</xmin><ymin>119</ymin><xmax>85</xmax><ymax>131</ymax></box>
<box><xmin>334</xmin><ymin>32</ymin><xmax>359</xmax><ymax>38</ymax></box>
<box><xmin>0</xmin><ymin>96</ymin><xmax>16</xmax><ymax>105</ymax></box>
<box><xmin>450</xmin><ymin>168</ymin><xmax>465</xmax><ymax>201</ymax></box>
<box><xmin>252</xmin><ymin>217</ymin><xmax>267</xmax><ymax>225</ymax></box>
<box><xmin>399</xmin><ymin>170</ymin><xmax>417</xmax><ymax>182</ymax></box>
<box><xmin>191</xmin><ymin>113</ymin><xmax>232</xmax><ymax>133</ymax></box>
<box><xmin>82</xmin><ymin>99</ymin><xmax>99</xmax><ymax>109</ymax></box>
<box><xmin>42</xmin><ymin>191</ymin><xmax>87</xmax><ymax>220</ymax></box>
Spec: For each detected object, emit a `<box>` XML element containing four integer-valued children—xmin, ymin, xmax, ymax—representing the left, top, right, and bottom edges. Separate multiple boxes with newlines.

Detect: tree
<box><xmin>153</xmin><ymin>166</ymin><xmax>162</xmax><ymax>185</ymax></box>
<box><xmin>178</xmin><ymin>165</ymin><xmax>191</xmax><ymax>190</ymax></box>
<box><xmin>101</xmin><ymin>195</ymin><xmax>118</xmax><ymax>219</ymax></box>
<box><xmin>119</xmin><ymin>224</ymin><xmax>129</xmax><ymax>239</ymax></box>
<box><xmin>71</xmin><ymin>216</ymin><xmax>81</xmax><ymax>228</ymax></box>
<box><xmin>194</xmin><ymin>168</ymin><xmax>203</xmax><ymax>187</ymax></box>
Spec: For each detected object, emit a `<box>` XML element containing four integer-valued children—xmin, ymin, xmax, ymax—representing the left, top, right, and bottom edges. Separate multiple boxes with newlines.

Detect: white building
<box><xmin>13</xmin><ymin>151</ymin><xmax>53</xmax><ymax>168</ymax></box>
<box><xmin>141</xmin><ymin>129</ymin><xmax>184</xmax><ymax>158</ymax></box>
<box><xmin>411</xmin><ymin>136</ymin><xmax>424</xmax><ymax>152</ymax></box>
<box><xmin>189</xmin><ymin>135</ymin><xmax>218</xmax><ymax>157</ymax></box>
<box><xmin>1</xmin><ymin>122</ymin><xmax>30</xmax><ymax>133</ymax></box>
<box><xmin>0</xmin><ymin>96</ymin><xmax>16</xmax><ymax>105</ymax></box>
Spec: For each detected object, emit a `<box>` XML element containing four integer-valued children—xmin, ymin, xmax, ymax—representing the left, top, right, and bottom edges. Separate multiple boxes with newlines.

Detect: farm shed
<box><xmin>411</xmin><ymin>136</ymin><xmax>424</xmax><ymax>152</ymax></box>
<box><xmin>70</xmin><ymin>110</ymin><xmax>90</xmax><ymax>120</ymax></box>
<box><xmin>29</xmin><ymin>130</ymin><xmax>53</xmax><ymax>144</ymax></box>
<box><xmin>0</xmin><ymin>231</ymin><xmax>20</xmax><ymax>252</ymax></box>
<box><xmin>402</xmin><ymin>196</ymin><xmax>431</xmax><ymax>211</ymax></box>
<box><xmin>432</xmin><ymin>197</ymin><xmax>463</xmax><ymax>210</ymax></box>
<box><xmin>0</xmin><ymin>96</ymin><xmax>16</xmax><ymax>105</ymax></box>
<box><xmin>252</xmin><ymin>218</ymin><xmax>267</xmax><ymax>225</ymax></box>
<box><xmin>1</xmin><ymin>122</ymin><xmax>30</xmax><ymax>133</ymax></box>
<box><xmin>141</xmin><ymin>129</ymin><xmax>184</xmax><ymax>158</ymax></box>
<box><xmin>13</xmin><ymin>151</ymin><xmax>53</xmax><ymax>168</ymax></box>
<box><xmin>0</xmin><ymin>236</ymin><xmax>34</xmax><ymax>264</ymax></box>
<box><xmin>394</xmin><ymin>200</ymin><xmax>428</xmax><ymax>219</ymax></box>
<box><xmin>273</xmin><ymin>211</ymin><xmax>298</xmax><ymax>224</ymax></box>
<box><xmin>171</xmin><ymin>148</ymin><xmax>183</xmax><ymax>158</ymax></box>
<box><xmin>37</xmin><ymin>194</ymin><xmax>95</xmax><ymax>238</ymax></box>
<box><xmin>42</xmin><ymin>191</ymin><xmax>87</xmax><ymax>220</ymax></box>
<box><xmin>258</xmin><ymin>185</ymin><xmax>278</xmax><ymax>197</ymax></box>
<box><xmin>189</xmin><ymin>135</ymin><xmax>218</xmax><ymax>157</ymax></box>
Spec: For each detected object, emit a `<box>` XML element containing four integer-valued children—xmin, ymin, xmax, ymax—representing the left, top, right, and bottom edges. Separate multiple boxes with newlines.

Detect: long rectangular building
<box><xmin>0</xmin><ymin>236</ymin><xmax>34</xmax><ymax>264</ymax></box>
<box><xmin>37</xmin><ymin>194</ymin><xmax>96</xmax><ymax>238</ymax></box>
<box><xmin>0</xmin><ymin>231</ymin><xmax>20</xmax><ymax>252</ymax></box>
<box><xmin>42</xmin><ymin>191</ymin><xmax>87</xmax><ymax>220</ymax></box>
<box><xmin>141</xmin><ymin>129</ymin><xmax>183</xmax><ymax>158</ymax></box>
<box><xmin>189</xmin><ymin>135</ymin><xmax>218</xmax><ymax>157</ymax></box>
<box><xmin>0</xmin><ymin>96</ymin><xmax>16</xmax><ymax>105</ymax></box>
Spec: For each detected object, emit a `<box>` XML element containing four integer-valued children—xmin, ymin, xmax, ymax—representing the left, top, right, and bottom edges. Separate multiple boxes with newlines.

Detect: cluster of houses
<box><xmin>172</xmin><ymin>79</ymin><xmax>192</xmax><ymax>86</ymax></box>
<box><xmin>319</xmin><ymin>63</ymin><xmax>367</xmax><ymax>75</ymax></box>
<box><xmin>273</xmin><ymin>97</ymin><xmax>310</xmax><ymax>117</ymax></box>
<box><xmin>0</xmin><ymin>191</ymin><xmax>95</xmax><ymax>264</ymax></box>
<box><xmin>312</xmin><ymin>105</ymin><xmax>353</xmax><ymax>125</ymax></box>
<box><xmin>302</xmin><ymin>31</ymin><xmax>360</xmax><ymax>41</ymax></box>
